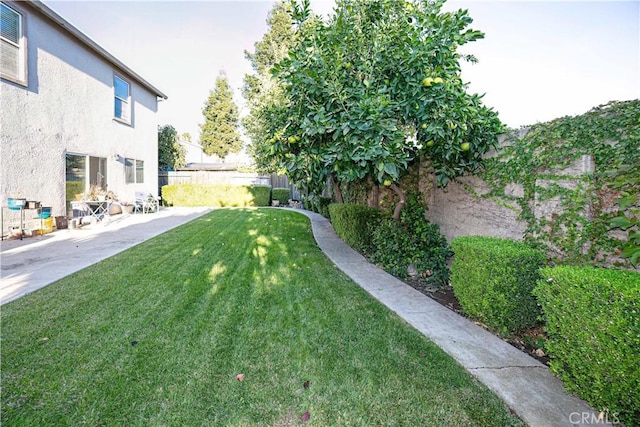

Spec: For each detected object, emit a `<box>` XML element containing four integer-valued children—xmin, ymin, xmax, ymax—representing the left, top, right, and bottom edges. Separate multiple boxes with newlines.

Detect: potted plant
<box><xmin>120</xmin><ymin>201</ymin><xmax>134</xmax><ymax>214</ymax></box>
<box><xmin>83</xmin><ymin>185</ymin><xmax>107</xmax><ymax>201</ymax></box>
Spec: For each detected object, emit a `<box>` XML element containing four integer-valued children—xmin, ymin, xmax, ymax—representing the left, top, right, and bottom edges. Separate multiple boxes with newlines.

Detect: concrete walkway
<box><xmin>0</xmin><ymin>207</ymin><xmax>604</xmax><ymax>426</ymax></box>
<box><xmin>1</xmin><ymin>207</ymin><xmax>211</xmax><ymax>305</ymax></box>
<box><xmin>300</xmin><ymin>209</ymin><xmax>604</xmax><ymax>427</ymax></box>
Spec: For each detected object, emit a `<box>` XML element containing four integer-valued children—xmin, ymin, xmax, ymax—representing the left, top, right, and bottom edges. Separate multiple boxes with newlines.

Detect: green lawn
<box><xmin>1</xmin><ymin>209</ymin><xmax>523</xmax><ymax>426</ymax></box>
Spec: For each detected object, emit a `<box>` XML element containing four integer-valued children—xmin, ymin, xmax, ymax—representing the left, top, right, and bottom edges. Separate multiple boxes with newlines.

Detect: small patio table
<box><xmin>71</xmin><ymin>200</ymin><xmax>111</xmax><ymax>221</ymax></box>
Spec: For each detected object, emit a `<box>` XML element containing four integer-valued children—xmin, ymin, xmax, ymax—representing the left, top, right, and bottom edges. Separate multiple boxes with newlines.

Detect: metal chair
<box><xmin>134</xmin><ymin>192</ymin><xmax>158</xmax><ymax>214</ymax></box>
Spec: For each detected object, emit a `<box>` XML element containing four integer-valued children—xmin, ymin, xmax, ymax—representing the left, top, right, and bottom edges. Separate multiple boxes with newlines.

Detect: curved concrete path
<box><xmin>298</xmin><ymin>209</ymin><xmax>606</xmax><ymax>427</ymax></box>
<box><xmin>1</xmin><ymin>207</ymin><xmax>606</xmax><ymax>426</ymax></box>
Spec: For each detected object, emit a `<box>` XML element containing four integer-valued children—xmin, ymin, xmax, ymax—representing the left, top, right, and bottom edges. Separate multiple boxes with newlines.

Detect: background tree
<box><xmin>158</xmin><ymin>124</ymin><xmax>187</xmax><ymax>170</ymax></box>
<box><xmin>260</xmin><ymin>0</ymin><xmax>503</xmax><ymax>219</ymax></box>
<box><xmin>242</xmin><ymin>1</ymin><xmax>295</xmax><ymax>173</ymax></box>
<box><xmin>200</xmin><ymin>73</ymin><xmax>242</xmax><ymax>160</ymax></box>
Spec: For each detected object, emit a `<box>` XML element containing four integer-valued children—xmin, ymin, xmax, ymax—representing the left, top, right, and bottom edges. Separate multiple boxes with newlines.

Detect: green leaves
<box><xmin>617</xmin><ymin>194</ymin><xmax>638</xmax><ymax>211</ymax></box>
<box><xmin>609</xmin><ymin>204</ymin><xmax>640</xmax><ymax>267</ymax></box>
<box><xmin>158</xmin><ymin>125</ymin><xmax>187</xmax><ymax>170</ymax></box>
<box><xmin>371</xmin><ymin>196</ymin><xmax>452</xmax><ymax>285</ymax></box>
<box><xmin>200</xmin><ymin>74</ymin><xmax>242</xmax><ymax>159</ymax></box>
<box><xmin>288</xmin><ymin>0</ymin><xmax>311</xmax><ymax>26</ymax></box>
<box><xmin>622</xmin><ymin>243</ymin><xmax>640</xmax><ymax>267</ymax></box>
<box><xmin>535</xmin><ymin>266</ymin><xmax>640</xmax><ymax>425</ymax></box>
<box><xmin>243</xmin><ymin>2</ymin><xmax>295</xmax><ymax>174</ymax></box>
<box><xmin>609</xmin><ymin>215</ymin><xmax>635</xmax><ymax>230</ymax></box>
<box><xmin>473</xmin><ymin>100</ymin><xmax>640</xmax><ymax>268</ymax></box>
<box><xmin>247</xmin><ymin>0</ymin><xmax>501</xmax><ymax>200</ymax></box>
<box><xmin>606</xmin><ymin>154</ymin><xmax>640</xmax><ymax>267</ymax></box>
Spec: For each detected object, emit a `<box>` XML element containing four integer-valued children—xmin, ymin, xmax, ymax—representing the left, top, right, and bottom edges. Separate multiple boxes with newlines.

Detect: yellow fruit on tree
<box><xmin>461</xmin><ymin>142</ymin><xmax>470</xmax><ymax>151</ymax></box>
<box><xmin>433</xmin><ymin>77</ymin><xmax>444</xmax><ymax>84</ymax></box>
<box><xmin>383</xmin><ymin>179</ymin><xmax>392</xmax><ymax>186</ymax></box>
<box><xmin>422</xmin><ymin>77</ymin><xmax>434</xmax><ymax>87</ymax></box>
<box><xmin>426</xmin><ymin>140</ymin><xmax>435</xmax><ymax>147</ymax></box>
<box><xmin>421</xmin><ymin>123</ymin><xmax>427</xmax><ymax>129</ymax></box>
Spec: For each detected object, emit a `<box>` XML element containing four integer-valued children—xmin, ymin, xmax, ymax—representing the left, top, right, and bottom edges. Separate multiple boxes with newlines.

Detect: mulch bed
<box><xmin>403</xmin><ymin>276</ymin><xmax>550</xmax><ymax>366</ymax></box>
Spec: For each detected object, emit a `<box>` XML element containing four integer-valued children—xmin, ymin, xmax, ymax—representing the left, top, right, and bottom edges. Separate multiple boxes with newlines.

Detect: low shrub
<box><xmin>328</xmin><ymin>203</ymin><xmax>381</xmax><ymax>253</ymax></box>
<box><xmin>161</xmin><ymin>184</ymin><xmax>271</xmax><ymax>207</ymax></box>
<box><xmin>271</xmin><ymin>187</ymin><xmax>291</xmax><ymax>205</ymax></box>
<box><xmin>450</xmin><ymin>236</ymin><xmax>545</xmax><ymax>336</ymax></box>
<box><xmin>370</xmin><ymin>197</ymin><xmax>451</xmax><ymax>286</ymax></box>
<box><xmin>307</xmin><ymin>196</ymin><xmax>333</xmax><ymax>218</ymax></box>
<box><xmin>534</xmin><ymin>266</ymin><xmax>640</xmax><ymax>426</ymax></box>
<box><xmin>317</xmin><ymin>197</ymin><xmax>332</xmax><ymax>218</ymax></box>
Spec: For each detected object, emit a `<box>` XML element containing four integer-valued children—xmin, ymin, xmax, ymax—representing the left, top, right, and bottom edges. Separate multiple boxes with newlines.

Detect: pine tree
<box><xmin>242</xmin><ymin>1</ymin><xmax>294</xmax><ymax>171</ymax></box>
<box><xmin>244</xmin><ymin>1</ymin><xmax>293</xmax><ymax>77</ymax></box>
<box><xmin>199</xmin><ymin>73</ymin><xmax>242</xmax><ymax>159</ymax></box>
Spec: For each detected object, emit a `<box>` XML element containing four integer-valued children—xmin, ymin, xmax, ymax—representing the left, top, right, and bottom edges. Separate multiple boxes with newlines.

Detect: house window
<box><xmin>114</xmin><ymin>75</ymin><xmax>130</xmax><ymax>123</ymax></box>
<box><xmin>135</xmin><ymin>160</ymin><xmax>144</xmax><ymax>183</ymax></box>
<box><xmin>0</xmin><ymin>2</ymin><xmax>26</xmax><ymax>85</ymax></box>
<box><xmin>125</xmin><ymin>158</ymin><xmax>144</xmax><ymax>183</ymax></box>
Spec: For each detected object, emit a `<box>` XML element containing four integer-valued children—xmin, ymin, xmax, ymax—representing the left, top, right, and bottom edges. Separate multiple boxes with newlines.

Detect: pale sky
<box><xmin>47</xmin><ymin>0</ymin><xmax>639</xmax><ymax>164</ymax></box>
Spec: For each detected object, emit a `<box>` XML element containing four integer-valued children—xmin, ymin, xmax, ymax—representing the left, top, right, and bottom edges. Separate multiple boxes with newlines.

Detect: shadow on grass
<box><xmin>1</xmin><ymin>208</ymin><xmax>524</xmax><ymax>426</ymax></box>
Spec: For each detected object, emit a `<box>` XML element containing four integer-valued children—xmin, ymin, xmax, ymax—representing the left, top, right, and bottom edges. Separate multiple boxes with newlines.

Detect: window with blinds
<box><xmin>114</xmin><ymin>74</ymin><xmax>131</xmax><ymax>123</ymax></box>
<box><xmin>0</xmin><ymin>2</ymin><xmax>26</xmax><ymax>85</ymax></box>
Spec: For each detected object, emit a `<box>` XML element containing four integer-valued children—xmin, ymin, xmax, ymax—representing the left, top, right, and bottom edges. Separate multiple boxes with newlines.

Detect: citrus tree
<box><xmin>258</xmin><ymin>0</ymin><xmax>502</xmax><ymax>218</ymax></box>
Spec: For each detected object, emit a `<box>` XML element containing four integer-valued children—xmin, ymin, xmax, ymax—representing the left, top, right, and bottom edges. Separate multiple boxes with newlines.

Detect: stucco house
<box><xmin>0</xmin><ymin>0</ymin><xmax>167</xmax><ymax>218</ymax></box>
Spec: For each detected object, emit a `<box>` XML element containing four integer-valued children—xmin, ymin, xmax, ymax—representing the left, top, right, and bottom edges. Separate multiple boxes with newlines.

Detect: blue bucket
<box><xmin>37</xmin><ymin>207</ymin><xmax>51</xmax><ymax>218</ymax></box>
<box><xmin>7</xmin><ymin>198</ymin><xmax>26</xmax><ymax>210</ymax></box>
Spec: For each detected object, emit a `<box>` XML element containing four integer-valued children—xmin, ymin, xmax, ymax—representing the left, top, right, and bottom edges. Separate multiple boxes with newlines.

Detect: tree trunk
<box><xmin>389</xmin><ymin>183</ymin><xmax>406</xmax><ymax>221</ymax></box>
<box><xmin>369</xmin><ymin>182</ymin><xmax>380</xmax><ymax>208</ymax></box>
<box><xmin>331</xmin><ymin>174</ymin><xmax>344</xmax><ymax>203</ymax></box>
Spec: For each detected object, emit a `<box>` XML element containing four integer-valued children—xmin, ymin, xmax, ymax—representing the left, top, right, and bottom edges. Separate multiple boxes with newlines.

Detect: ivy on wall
<box><xmin>476</xmin><ymin>100</ymin><xmax>639</xmax><ymax>268</ymax></box>
<box><xmin>339</xmin><ymin>100</ymin><xmax>639</xmax><ymax>269</ymax></box>
<box><xmin>606</xmin><ymin>163</ymin><xmax>640</xmax><ymax>266</ymax></box>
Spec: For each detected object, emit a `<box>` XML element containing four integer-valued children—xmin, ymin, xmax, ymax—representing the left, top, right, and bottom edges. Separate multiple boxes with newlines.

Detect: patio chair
<box><xmin>134</xmin><ymin>192</ymin><xmax>158</xmax><ymax>214</ymax></box>
<box><xmin>134</xmin><ymin>192</ymin><xmax>146</xmax><ymax>214</ymax></box>
<box><xmin>144</xmin><ymin>195</ymin><xmax>159</xmax><ymax>213</ymax></box>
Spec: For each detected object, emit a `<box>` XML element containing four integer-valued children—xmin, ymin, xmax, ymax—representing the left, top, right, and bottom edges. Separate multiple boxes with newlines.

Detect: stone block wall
<box><xmin>423</xmin><ymin>139</ymin><xmax>596</xmax><ymax>245</ymax></box>
<box><xmin>425</xmin><ymin>175</ymin><xmax>527</xmax><ymax>242</ymax></box>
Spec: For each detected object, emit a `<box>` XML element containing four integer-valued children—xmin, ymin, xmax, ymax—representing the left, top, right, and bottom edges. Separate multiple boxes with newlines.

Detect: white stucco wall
<box><xmin>0</xmin><ymin>1</ymin><xmax>161</xmax><ymax>217</ymax></box>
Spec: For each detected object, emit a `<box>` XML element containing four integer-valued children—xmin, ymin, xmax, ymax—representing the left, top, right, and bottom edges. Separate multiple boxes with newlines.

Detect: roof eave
<box><xmin>27</xmin><ymin>0</ymin><xmax>168</xmax><ymax>100</ymax></box>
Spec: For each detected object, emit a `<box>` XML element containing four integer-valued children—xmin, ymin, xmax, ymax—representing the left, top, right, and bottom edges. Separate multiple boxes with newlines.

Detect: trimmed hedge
<box><xmin>534</xmin><ymin>266</ymin><xmax>640</xmax><ymax>426</ymax></box>
<box><xmin>272</xmin><ymin>187</ymin><xmax>291</xmax><ymax>205</ymax></box>
<box><xmin>328</xmin><ymin>203</ymin><xmax>381</xmax><ymax>253</ymax></box>
<box><xmin>450</xmin><ymin>236</ymin><xmax>545</xmax><ymax>336</ymax></box>
<box><xmin>161</xmin><ymin>184</ymin><xmax>271</xmax><ymax>207</ymax></box>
